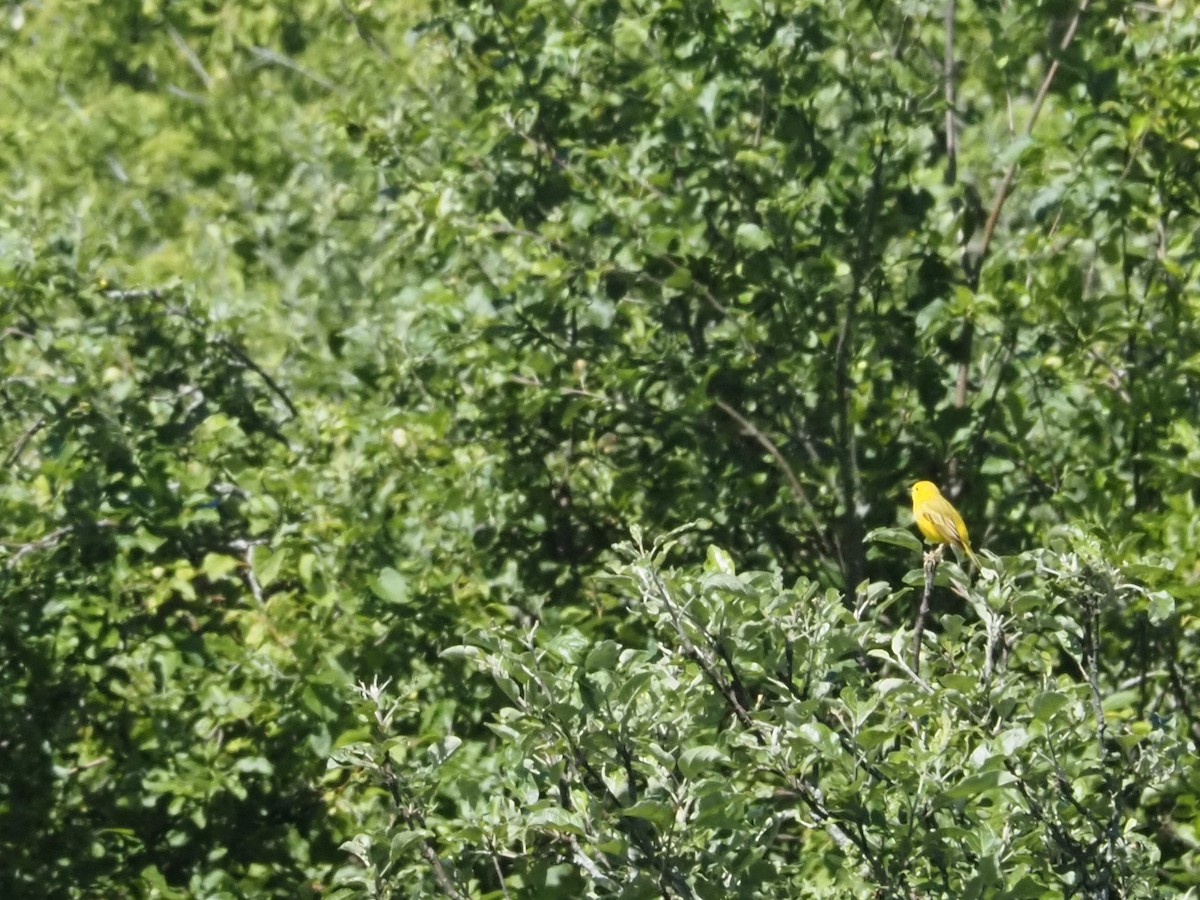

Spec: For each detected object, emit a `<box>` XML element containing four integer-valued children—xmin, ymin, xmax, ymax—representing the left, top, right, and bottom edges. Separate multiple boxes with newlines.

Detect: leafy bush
<box><xmin>333</xmin><ymin>529</ymin><xmax>1191</xmax><ymax>897</ymax></box>
<box><xmin>2</xmin><ymin>0</ymin><xmax>1199</xmax><ymax>895</ymax></box>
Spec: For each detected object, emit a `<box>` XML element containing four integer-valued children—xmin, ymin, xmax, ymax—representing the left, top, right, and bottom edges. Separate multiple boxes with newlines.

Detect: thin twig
<box><xmin>228</xmin><ymin>538</ymin><xmax>267</xmax><ymax>604</ymax></box>
<box><xmin>103</xmin><ymin>289</ymin><xmax>299</xmax><ymax>421</ymax></box>
<box><xmin>912</xmin><ymin>546</ymin><xmax>944</xmax><ymax>670</ymax></box>
<box><xmin>167</xmin><ymin>23</ymin><xmax>214</xmax><ymax>90</ymax></box>
<box><xmin>489</xmin><ymin>845</ymin><xmax>512</xmax><ymax>900</ymax></box>
<box><xmin>980</xmin><ymin>601</ymin><xmax>1002</xmax><ymax>687</ymax></box>
<box><xmin>565</xmin><ymin>834</ymin><xmax>612</xmax><ymax>888</ymax></box>
<box><xmin>834</xmin><ymin>117</ymin><xmax>889</xmax><ymax>591</ymax></box>
<box><xmin>967</xmin><ymin>0</ymin><xmax>1092</xmax><ymax>287</ymax></box>
<box><xmin>711</xmin><ymin>398</ymin><xmax>837</xmax><ymax>562</ymax></box>
<box><xmin>212</xmin><ymin>336</ymin><xmax>300</xmax><ymax>420</ymax></box>
<box><xmin>247</xmin><ymin>45</ymin><xmax>338</xmax><ymax>91</ymax></box>
<box><xmin>892</xmin><ymin>652</ymin><xmax>935</xmax><ymax>695</ymax></box>
<box><xmin>1078</xmin><ymin>588</ymin><xmax>1126</xmax><ymax>889</ymax></box>
<box><xmin>338</xmin><ymin>0</ymin><xmax>394</xmax><ymax>59</ymax></box>
<box><xmin>418</xmin><ymin>839</ymin><xmax>465</xmax><ymax>900</ymax></box>
<box><xmin>63</xmin><ymin>756</ymin><xmax>110</xmax><ymax>776</ymax></box>
<box><xmin>1004</xmin><ymin>759</ymin><xmax>1094</xmax><ymax>877</ymax></box>
<box><xmin>4</xmin><ymin>415</ymin><xmax>46</xmax><ymax>468</ymax></box>
<box><xmin>943</xmin><ymin>0</ymin><xmax>957</xmax><ymax>184</ymax></box>
<box><xmin>955</xmin><ymin>0</ymin><xmax>1092</xmax><ymax>416</ymax></box>
<box><xmin>508</xmin><ymin>374</ymin><xmax>618</xmax><ymax>406</ymax></box>
<box><xmin>648</xmin><ymin>567</ymin><xmax>755</xmax><ymax>730</ymax></box>
<box><xmin>2</xmin><ymin>520</ymin><xmax>120</xmax><ymax>569</ymax></box>
<box><xmin>1079</xmin><ymin>592</ymin><xmax>1107</xmax><ymax>756</ymax></box>
<box><xmin>104</xmin><ymin>288</ymin><xmax>164</xmax><ymax>301</ymax></box>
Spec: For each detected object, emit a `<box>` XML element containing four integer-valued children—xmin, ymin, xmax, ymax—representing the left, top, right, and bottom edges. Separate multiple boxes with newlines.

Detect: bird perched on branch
<box><xmin>910</xmin><ymin>480</ymin><xmax>980</xmax><ymax>568</ymax></box>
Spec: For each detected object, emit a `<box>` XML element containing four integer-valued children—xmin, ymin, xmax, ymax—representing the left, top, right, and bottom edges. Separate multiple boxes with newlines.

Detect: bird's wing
<box><xmin>926</xmin><ymin>503</ymin><xmax>967</xmax><ymax>546</ymax></box>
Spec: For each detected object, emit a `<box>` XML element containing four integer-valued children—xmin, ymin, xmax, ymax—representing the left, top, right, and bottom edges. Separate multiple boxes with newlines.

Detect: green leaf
<box><xmin>1031</xmin><ymin>691</ymin><xmax>1070</xmax><ymax>722</ymax></box>
<box><xmin>427</xmin><ymin>736</ymin><xmax>462</xmax><ymax>767</ymax></box>
<box><xmin>370</xmin><ymin>567</ymin><xmax>411</xmax><ymax>605</ymax></box>
<box><xmin>584</xmin><ymin>641</ymin><xmax>620</xmax><ymax>671</ymax></box>
<box><xmin>980</xmin><ymin>457</ymin><xmax>1015</xmax><ymax>475</ymax></box>
<box><xmin>201</xmin><ymin>552</ymin><xmax>240</xmax><ymax>581</ymax></box>
<box><xmin>254</xmin><ymin>547</ymin><xmax>287</xmax><ymax>588</ymax></box>
<box><xmin>865</xmin><ymin>527</ymin><xmax>923</xmax><ymax>553</ymax></box>
<box><xmin>622</xmin><ymin>799</ymin><xmax>675</xmax><ymax>829</ymax></box>
<box><xmin>944</xmin><ymin>770</ymin><xmax>1015</xmax><ymax>799</ymax></box>
<box><xmin>1147</xmin><ymin>590</ymin><xmax>1174</xmax><ymax>624</ymax></box>
<box><xmin>795</xmin><ymin>721</ymin><xmax>839</xmax><ymax>756</ymax></box>
<box><xmin>525</xmin><ymin>806</ymin><xmax>585</xmax><ymax>835</ymax></box>
<box><xmin>705</xmin><ymin>544</ymin><xmax>736</xmax><ymax>575</ymax></box>
<box><xmin>734</xmin><ymin>223</ymin><xmax>771</xmax><ymax>251</ymax></box>
<box><xmin>678</xmin><ymin>745</ymin><xmax>727</xmax><ymax>779</ymax></box>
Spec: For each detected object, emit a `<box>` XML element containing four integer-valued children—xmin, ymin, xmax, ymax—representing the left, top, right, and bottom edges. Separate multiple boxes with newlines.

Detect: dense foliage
<box><xmin>1</xmin><ymin>0</ymin><xmax>1198</xmax><ymax>896</ymax></box>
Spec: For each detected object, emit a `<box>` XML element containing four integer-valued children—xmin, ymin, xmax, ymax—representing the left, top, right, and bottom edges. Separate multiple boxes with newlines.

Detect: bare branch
<box><xmin>103</xmin><ymin>289</ymin><xmax>299</xmax><ymax>422</ymax></box>
<box><xmin>4</xmin><ymin>415</ymin><xmax>46</xmax><ymax>468</ymax></box>
<box><xmin>943</xmin><ymin>0</ymin><xmax>957</xmax><ymax>184</ymax></box>
<box><xmin>955</xmin><ymin>0</ymin><xmax>1092</xmax><ymax>422</ymax></box>
<box><xmin>167</xmin><ymin>23</ymin><xmax>213</xmax><ymax>90</ymax></box>
<box><xmin>2</xmin><ymin>520</ymin><xmax>120</xmax><ymax>570</ymax></box>
<box><xmin>912</xmin><ymin>545</ymin><xmax>944</xmax><ymax>670</ymax></box>
<box><xmin>247</xmin><ymin>45</ymin><xmax>338</xmax><ymax>91</ymax></box>
<box><xmin>968</xmin><ymin>0</ymin><xmax>1092</xmax><ymax>286</ymax></box>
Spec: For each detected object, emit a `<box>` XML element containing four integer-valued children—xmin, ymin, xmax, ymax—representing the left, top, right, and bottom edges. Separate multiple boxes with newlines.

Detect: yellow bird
<box><xmin>910</xmin><ymin>480</ymin><xmax>980</xmax><ymax>567</ymax></box>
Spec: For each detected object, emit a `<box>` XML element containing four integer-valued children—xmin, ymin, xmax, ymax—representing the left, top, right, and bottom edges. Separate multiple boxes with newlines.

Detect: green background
<box><xmin>1</xmin><ymin>0</ymin><xmax>1198</xmax><ymax>895</ymax></box>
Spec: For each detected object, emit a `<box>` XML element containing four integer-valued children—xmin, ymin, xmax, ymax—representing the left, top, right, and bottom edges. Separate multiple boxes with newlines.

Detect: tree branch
<box><xmin>967</xmin><ymin>0</ymin><xmax>1091</xmax><ymax>288</ymax></box>
<box><xmin>943</xmin><ymin>0</ymin><xmax>957</xmax><ymax>185</ymax></box>
<box><xmin>712</xmin><ymin>398</ymin><xmax>838</xmax><ymax>565</ymax></box>
<box><xmin>912</xmin><ymin>545</ymin><xmax>944</xmax><ymax>670</ymax></box>
<box><xmin>955</xmin><ymin>0</ymin><xmax>1092</xmax><ymax>419</ymax></box>
<box><xmin>3</xmin><ymin>415</ymin><xmax>46</xmax><ymax>468</ymax></box>
<box><xmin>104</xmin><ymin>289</ymin><xmax>299</xmax><ymax>422</ymax></box>
<box><xmin>2</xmin><ymin>520</ymin><xmax>120</xmax><ymax>570</ymax></box>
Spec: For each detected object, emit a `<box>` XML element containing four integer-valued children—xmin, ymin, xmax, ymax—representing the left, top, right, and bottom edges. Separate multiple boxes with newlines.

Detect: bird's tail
<box><xmin>962</xmin><ymin>542</ymin><xmax>981</xmax><ymax>568</ymax></box>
